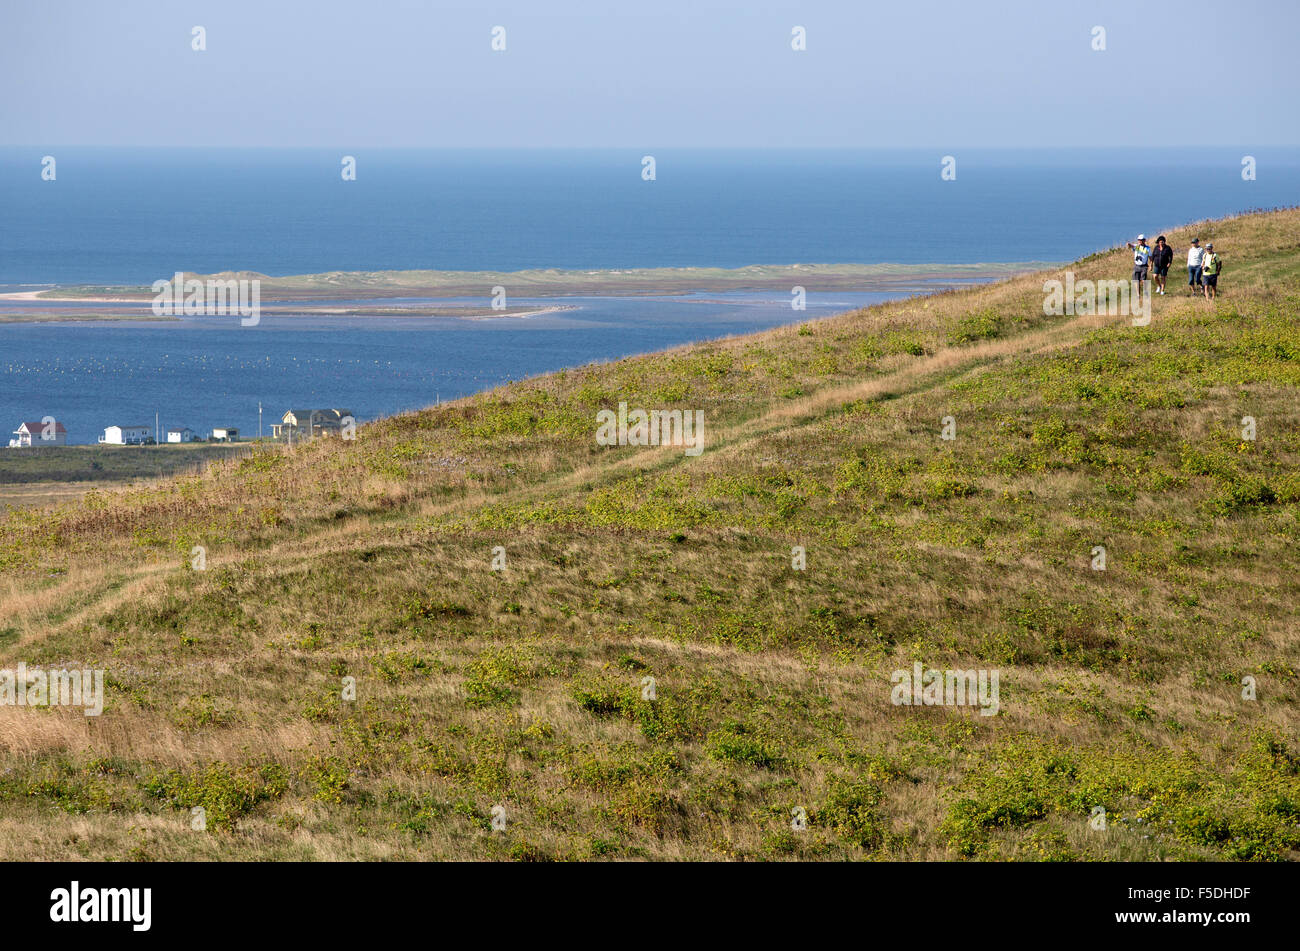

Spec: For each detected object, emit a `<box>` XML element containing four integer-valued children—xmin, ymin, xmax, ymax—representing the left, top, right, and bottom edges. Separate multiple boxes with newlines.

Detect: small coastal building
<box><xmin>166</xmin><ymin>427</ymin><xmax>198</xmax><ymax>444</ymax></box>
<box><xmin>271</xmin><ymin>409</ymin><xmax>354</xmax><ymax>440</ymax></box>
<box><xmin>100</xmin><ymin>424</ymin><xmax>153</xmax><ymax>446</ymax></box>
<box><xmin>9</xmin><ymin>420</ymin><xmax>68</xmax><ymax>447</ymax></box>
<box><xmin>211</xmin><ymin>427</ymin><xmax>239</xmax><ymax>442</ymax></box>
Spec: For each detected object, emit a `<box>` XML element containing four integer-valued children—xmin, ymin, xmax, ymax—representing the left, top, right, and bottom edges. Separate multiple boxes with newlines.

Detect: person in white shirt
<box><xmin>1187</xmin><ymin>238</ymin><xmax>1205</xmax><ymax>296</ymax></box>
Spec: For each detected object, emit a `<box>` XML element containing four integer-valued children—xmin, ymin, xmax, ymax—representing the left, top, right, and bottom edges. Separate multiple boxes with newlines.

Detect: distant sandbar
<box><xmin>3</xmin><ymin>261</ymin><xmax>1051</xmax><ymax>305</ymax></box>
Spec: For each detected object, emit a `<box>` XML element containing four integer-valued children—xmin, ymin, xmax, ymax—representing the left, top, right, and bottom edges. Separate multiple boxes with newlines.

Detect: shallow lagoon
<box><xmin>0</xmin><ymin>291</ymin><xmax>907</xmax><ymax>444</ymax></box>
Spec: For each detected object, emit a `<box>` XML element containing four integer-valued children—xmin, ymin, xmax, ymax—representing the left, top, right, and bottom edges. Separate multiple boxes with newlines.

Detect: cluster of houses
<box><xmin>7</xmin><ymin>409</ymin><xmax>355</xmax><ymax>448</ymax></box>
<box><xmin>97</xmin><ymin>425</ymin><xmax>238</xmax><ymax>445</ymax></box>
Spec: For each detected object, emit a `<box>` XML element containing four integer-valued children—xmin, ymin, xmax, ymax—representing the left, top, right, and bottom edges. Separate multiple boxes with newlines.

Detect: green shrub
<box><xmin>144</xmin><ymin>762</ymin><xmax>288</xmax><ymax>831</ymax></box>
<box><xmin>818</xmin><ymin>778</ymin><xmax>885</xmax><ymax>850</ymax></box>
<box><xmin>948</xmin><ymin>308</ymin><xmax>1002</xmax><ymax>345</ymax></box>
<box><xmin>707</xmin><ymin>723</ymin><xmax>788</xmax><ymax>770</ymax></box>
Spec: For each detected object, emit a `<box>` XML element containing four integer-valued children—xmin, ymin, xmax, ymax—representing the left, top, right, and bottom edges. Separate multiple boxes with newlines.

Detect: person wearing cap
<box><xmin>1151</xmin><ymin>235</ymin><xmax>1173</xmax><ymax>295</ymax></box>
<box><xmin>1201</xmin><ymin>243</ymin><xmax>1222</xmax><ymax>299</ymax></box>
<box><xmin>1126</xmin><ymin>233</ymin><xmax>1152</xmax><ymax>304</ymax></box>
<box><xmin>1187</xmin><ymin>238</ymin><xmax>1205</xmax><ymax>295</ymax></box>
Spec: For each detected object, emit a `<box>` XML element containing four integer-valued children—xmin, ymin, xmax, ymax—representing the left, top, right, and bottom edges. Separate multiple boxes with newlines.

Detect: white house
<box><xmin>166</xmin><ymin>427</ymin><xmax>198</xmax><ymax>443</ymax></box>
<box><xmin>211</xmin><ymin>427</ymin><xmax>239</xmax><ymax>442</ymax></box>
<box><xmin>99</xmin><ymin>425</ymin><xmax>153</xmax><ymax>446</ymax></box>
<box><xmin>9</xmin><ymin>420</ymin><xmax>67</xmax><ymax>447</ymax></box>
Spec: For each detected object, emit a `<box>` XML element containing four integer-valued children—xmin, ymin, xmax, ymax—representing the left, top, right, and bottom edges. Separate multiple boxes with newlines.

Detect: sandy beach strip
<box><xmin>0</xmin><ymin>289</ymin><xmax>142</xmax><ymax>302</ymax></box>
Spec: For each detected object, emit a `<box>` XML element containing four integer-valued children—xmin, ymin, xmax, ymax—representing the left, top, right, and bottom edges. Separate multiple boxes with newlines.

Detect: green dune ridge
<box><xmin>38</xmin><ymin>261</ymin><xmax>1050</xmax><ymax>300</ymax></box>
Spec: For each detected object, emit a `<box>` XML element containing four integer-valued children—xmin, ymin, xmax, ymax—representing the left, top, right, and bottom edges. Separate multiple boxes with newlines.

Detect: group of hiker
<box><xmin>1126</xmin><ymin>233</ymin><xmax>1222</xmax><ymax>302</ymax></box>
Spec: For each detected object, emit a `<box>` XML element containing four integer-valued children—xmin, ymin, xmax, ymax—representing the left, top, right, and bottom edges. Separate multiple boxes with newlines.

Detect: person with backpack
<box><xmin>1187</xmin><ymin>238</ymin><xmax>1205</xmax><ymax>295</ymax></box>
<box><xmin>1201</xmin><ymin>243</ymin><xmax>1222</xmax><ymax>299</ymax></box>
<box><xmin>1151</xmin><ymin>235</ymin><xmax>1173</xmax><ymax>295</ymax></box>
<box><xmin>1126</xmin><ymin>233</ymin><xmax>1152</xmax><ymax>305</ymax></box>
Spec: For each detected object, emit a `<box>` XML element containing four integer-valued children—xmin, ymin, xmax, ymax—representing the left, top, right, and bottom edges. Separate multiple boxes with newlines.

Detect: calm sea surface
<box><xmin>4</xmin><ymin>148</ymin><xmax>1298</xmax><ymax>282</ymax></box>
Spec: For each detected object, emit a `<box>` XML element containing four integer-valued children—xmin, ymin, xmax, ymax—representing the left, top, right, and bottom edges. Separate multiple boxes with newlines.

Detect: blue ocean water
<box><xmin>2</xmin><ymin>148</ymin><xmax>1297</xmax><ymax>283</ymax></box>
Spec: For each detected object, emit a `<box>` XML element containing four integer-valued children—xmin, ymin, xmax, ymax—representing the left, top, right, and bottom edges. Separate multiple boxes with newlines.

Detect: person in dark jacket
<box><xmin>1150</xmin><ymin>235</ymin><xmax>1174</xmax><ymax>295</ymax></box>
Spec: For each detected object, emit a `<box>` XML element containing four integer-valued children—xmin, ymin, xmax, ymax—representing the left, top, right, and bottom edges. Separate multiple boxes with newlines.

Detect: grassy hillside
<box><xmin>0</xmin><ymin>444</ymin><xmax>253</xmax><ymax>512</ymax></box>
<box><xmin>1</xmin><ymin>209</ymin><xmax>1298</xmax><ymax>861</ymax></box>
<box><xmin>0</xmin><ymin>444</ymin><xmax>251</xmax><ymax>487</ymax></box>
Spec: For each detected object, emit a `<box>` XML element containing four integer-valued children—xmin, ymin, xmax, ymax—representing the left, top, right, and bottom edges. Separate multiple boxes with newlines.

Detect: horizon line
<box><xmin>5</xmin><ymin>143</ymin><xmax>1300</xmax><ymax>152</ymax></box>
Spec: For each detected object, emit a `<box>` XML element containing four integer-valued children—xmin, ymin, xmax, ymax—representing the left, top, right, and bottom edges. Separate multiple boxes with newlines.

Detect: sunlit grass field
<box><xmin>0</xmin><ymin>444</ymin><xmax>251</xmax><ymax>511</ymax></box>
<box><xmin>1</xmin><ymin>208</ymin><xmax>1297</xmax><ymax>861</ymax></box>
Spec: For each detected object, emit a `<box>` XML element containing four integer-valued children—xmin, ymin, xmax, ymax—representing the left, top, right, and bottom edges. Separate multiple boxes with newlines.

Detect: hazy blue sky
<box><xmin>3</xmin><ymin>0</ymin><xmax>1296</xmax><ymax>148</ymax></box>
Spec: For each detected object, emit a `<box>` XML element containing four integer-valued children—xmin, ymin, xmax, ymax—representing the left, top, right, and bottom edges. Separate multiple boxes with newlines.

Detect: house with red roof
<box><xmin>9</xmin><ymin>420</ymin><xmax>68</xmax><ymax>448</ymax></box>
